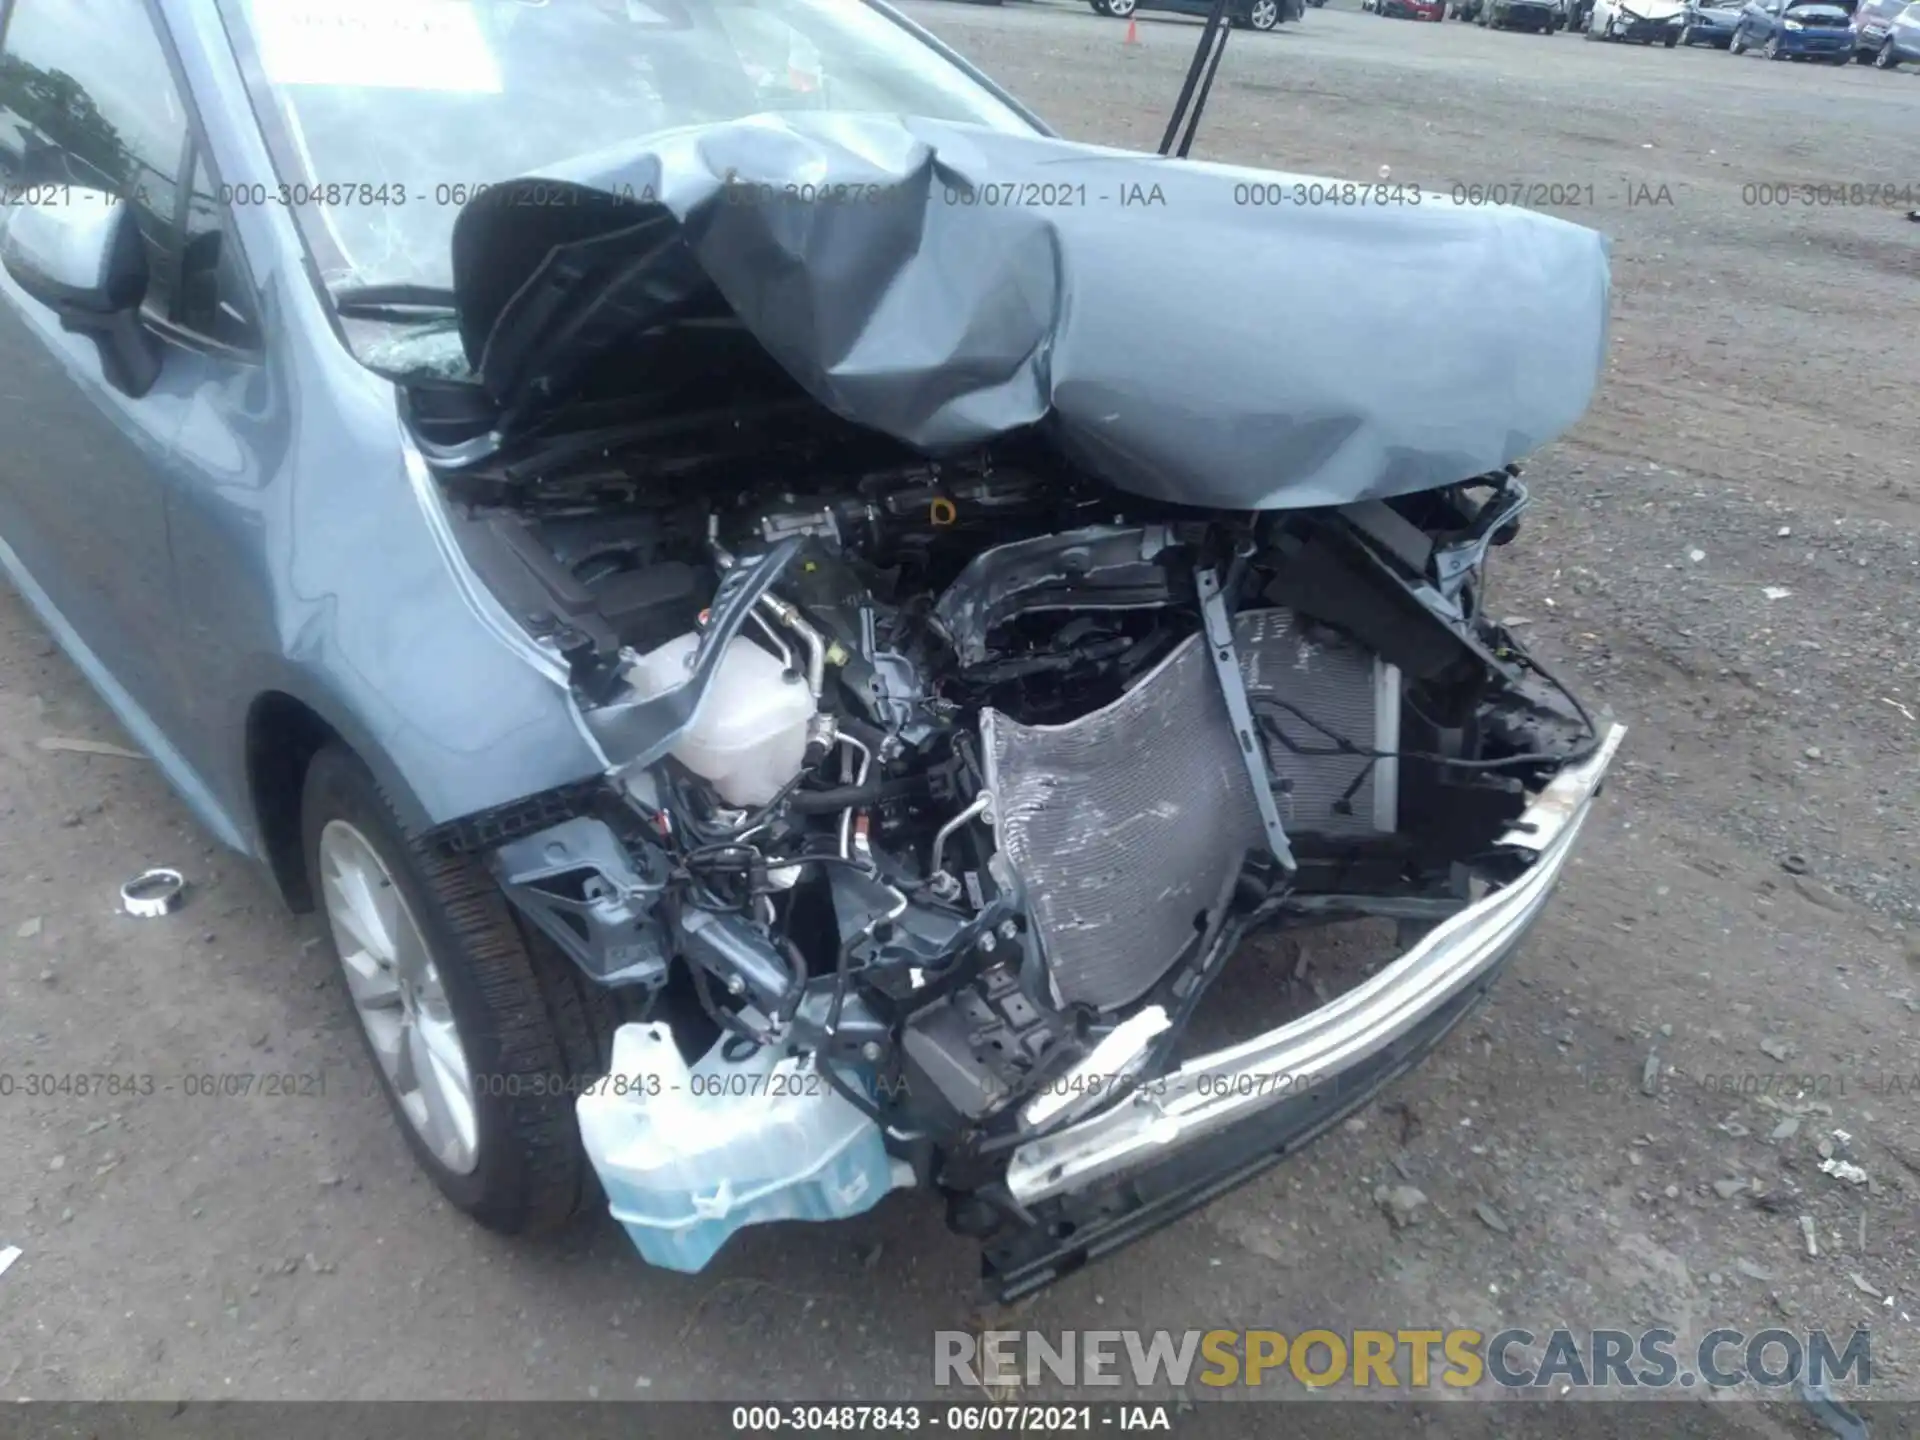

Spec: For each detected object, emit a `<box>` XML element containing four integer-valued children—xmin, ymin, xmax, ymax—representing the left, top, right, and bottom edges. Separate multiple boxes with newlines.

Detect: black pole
<box><xmin>1152</xmin><ymin>0</ymin><xmax>1228</xmax><ymax>156</ymax></box>
<box><xmin>1176</xmin><ymin>22</ymin><xmax>1232</xmax><ymax>158</ymax></box>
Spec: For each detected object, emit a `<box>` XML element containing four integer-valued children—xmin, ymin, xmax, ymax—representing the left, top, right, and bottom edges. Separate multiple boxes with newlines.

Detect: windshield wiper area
<box><xmin>330</xmin><ymin>282</ymin><xmax>460</xmax><ymax>321</ymax></box>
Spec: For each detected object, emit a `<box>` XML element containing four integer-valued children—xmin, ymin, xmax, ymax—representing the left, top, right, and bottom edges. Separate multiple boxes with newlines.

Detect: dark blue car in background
<box><xmin>1095</xmin><ymin>0</ymin><xmax>1304</xmax><ymax>28</ymax></box>
<box><xmin>1729</xmin><ymin>0</ymin><xmax>1856</xmax><ymax>57</ymax></box>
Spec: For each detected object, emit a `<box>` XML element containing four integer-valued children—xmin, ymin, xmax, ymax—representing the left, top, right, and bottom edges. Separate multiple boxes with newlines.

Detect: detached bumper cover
<box><xmin>1004</xmin><ymin>721</ymin><xmax>1626</xmax><ymax>1207</ymax></box>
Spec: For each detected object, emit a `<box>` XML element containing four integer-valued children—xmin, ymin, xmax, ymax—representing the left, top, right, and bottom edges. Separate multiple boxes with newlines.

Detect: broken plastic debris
<box><xmin>0</xmin><ymin>1245</ymin><xmax>18</xmax><ymax>1279</ymax></box>
<box><xmin>1799</xmin><ymin>1215</ymin><xmax>1819</xmax><ymax>1256</ymax></box>
<box><xmin>121</xmin><ymin>869</ymin><xmax>187</xmax><ymax>919</ymax></box>
<box><xmin>1687</xmin><ymin>549</ymin><xmax>1706</xmax><ymax>563</ymax></box>
<box><xmin>16</xmin><ymin>917</ymin><xmax>42</xmax><ymax>939</ymax></box>
<box><xmin>36</xmin><ymin>736</ymin><xmax>146</xmax><ymax>760</ymax></box>
<box><xmin>1799</xmin><ymin>1378</ymin><xmax>1869</xmax><ymax>1440</ymax></box>
<box><xmin>1762</xmin><ymin>586</ymin><xmax>1792</xmax><ymax>601</ymax></box>
<box><xmin>1818</xmin><ymin>1158</ymin><xmax>1868</xmax><ymax>1185</ymax></box>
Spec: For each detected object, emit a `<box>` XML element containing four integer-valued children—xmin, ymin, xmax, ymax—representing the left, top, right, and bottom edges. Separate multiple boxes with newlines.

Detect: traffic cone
<box><xmin>1125</xmin><ymin>16</ymin><xmax>1140</xmax><ymax>42</ymax></box>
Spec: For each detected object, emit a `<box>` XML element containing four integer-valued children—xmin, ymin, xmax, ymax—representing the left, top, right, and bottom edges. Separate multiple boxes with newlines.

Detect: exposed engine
<box><xmin>428</xmin><ymin>414</ymin><xmax>1595</xmax><ymax>1265</ymax></box>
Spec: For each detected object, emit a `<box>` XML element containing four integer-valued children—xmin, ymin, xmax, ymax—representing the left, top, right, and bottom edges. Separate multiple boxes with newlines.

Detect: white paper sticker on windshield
<box><xmin>250</xmin><ymin>0</ymin><xmax>504</xmax><ymax>93</ymax></box>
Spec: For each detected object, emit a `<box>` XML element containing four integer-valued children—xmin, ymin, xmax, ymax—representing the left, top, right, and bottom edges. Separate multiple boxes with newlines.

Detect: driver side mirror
<box><xmin>0</xmin><ymin>186</ymin><xmax>161</xmax><ymax>398</ymax></box>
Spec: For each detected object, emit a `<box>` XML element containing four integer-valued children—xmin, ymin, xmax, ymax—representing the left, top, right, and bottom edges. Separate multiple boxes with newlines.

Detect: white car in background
<box><xmin>1587</xmin><ymin>0</ymin><xmax>1687</xmax><ymax>40</ymax></box>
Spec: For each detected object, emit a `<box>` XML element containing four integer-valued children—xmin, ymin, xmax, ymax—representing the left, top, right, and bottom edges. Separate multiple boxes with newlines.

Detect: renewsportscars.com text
<box><xmin>935</xmin><ymin>1327</ymin><xmax>1872</xmax><ymax>1392</ymax></box>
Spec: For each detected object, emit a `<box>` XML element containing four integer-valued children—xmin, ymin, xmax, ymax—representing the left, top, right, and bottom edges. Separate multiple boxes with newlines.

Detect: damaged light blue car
<box><xmin>0</xmin><ymin>0</ymin><xmax>1621</xmax><ymax>1300</ymax></box>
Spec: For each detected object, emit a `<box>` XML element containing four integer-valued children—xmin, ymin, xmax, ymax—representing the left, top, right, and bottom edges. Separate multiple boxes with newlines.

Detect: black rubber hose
<box><xmin>786</xmin><ymin>775</ymin><xmax>926</xmax><ymax>813</ymax></box>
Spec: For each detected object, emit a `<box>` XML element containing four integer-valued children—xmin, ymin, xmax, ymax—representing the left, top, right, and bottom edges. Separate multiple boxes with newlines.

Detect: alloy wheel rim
<box><xmin>1253</xmin><ymin>0</ymin><xmax>1279</xmax><ymax>23</ymax></box>
<box><xmin>319</xmin><ymin>820</ymin><xmax>481</xmax><ymax>1176</ymax></box>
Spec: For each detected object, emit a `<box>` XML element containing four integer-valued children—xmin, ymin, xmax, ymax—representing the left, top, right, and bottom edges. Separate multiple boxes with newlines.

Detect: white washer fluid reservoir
<box><xmin>577</xmin><ymin>1022</ymin><xmax>906</xmax><ymax>1273</ymax></box>
<box><xmin>626</xmin><ymin>632</ymin><xmax>815</xmax><ymax>807</ymax></box>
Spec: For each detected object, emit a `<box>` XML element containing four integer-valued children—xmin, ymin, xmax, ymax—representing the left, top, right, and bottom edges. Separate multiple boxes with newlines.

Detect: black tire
<box><xmin>1091</xmin><ymin>0</ymin><xmax>1112</xmax><ymax>13</ymax></box>
<box><xmin>1765</xmin><ymin>33</ymin><xmax>1786</xmax><ymax>56</ymax></box>
<box><xmin>1875</xmin><ymin>37</ymin><xmax>1900</xmax><ymax>65</ymax></box>
<box><xmin>300</xmin><ymin>744</ymin><xmax>637</xmax><ymax>1235</ymax></box>
<box><xmin>1248</xmin><ymin>0</ymin><xmax>1283</xmax><ymax>28</ymax></box>
<box><xmin>1664</xmin><ymin>28</ymin><xmax>1677</xmax><ymax>43</ymax></box>
<box><xmin>1729</xmin><ymin>25</ymin><xmax>1747</xmax><ymax>49</ymax></box>
<box><xmin>1679</xmin><ymin>21</ymin><xmax>1693</xmax><ymax>41</ymax></box>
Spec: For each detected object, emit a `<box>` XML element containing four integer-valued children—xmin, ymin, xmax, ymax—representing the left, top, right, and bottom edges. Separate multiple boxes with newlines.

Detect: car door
<box><xmin>0</xmin><ymin>0</ymin><xmax>262</xmax><ymax>787</ymax></box>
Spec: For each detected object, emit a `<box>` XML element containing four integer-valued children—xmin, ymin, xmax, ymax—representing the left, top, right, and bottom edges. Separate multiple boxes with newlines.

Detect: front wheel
<box><xmin>1107</xmin><ymin>0</ymin><xmax>1137</xmax><ymax>14</ymax></box>
<box><xmin>1765</xmin><ymin>33</ymin><xmax>1786</xmax><ymax>56</ymax></box>
<box><xmin>1664</xmin><ymin>28</ymin><xmax>1677</xmax><ymax>43</ymax></box>
<box><xmin>1248</xmin><ymin>0</ymin><xmax>1283</xmax><ymax>27</ymax></box>
<box><xmin>1729</xmin><ymin>26</ymin><xmax>1747</xmax><ymax>50</ymax></box>
<box><xmin>302</xmin><ymin>744</ymin><xmax>635</xmax><ymax>1234</ymax></box>
<box><xmin>1875</xmin><ymin>37</ymin><xmax>1901</xmax><ymax>65</ymax></box>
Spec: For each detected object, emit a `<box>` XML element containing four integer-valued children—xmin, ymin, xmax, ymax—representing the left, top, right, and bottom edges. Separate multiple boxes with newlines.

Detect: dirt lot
<box><xmin>1</xmin><ymin>0</ymin><xmax>1917</xmax><ymax>1415</ymax></box>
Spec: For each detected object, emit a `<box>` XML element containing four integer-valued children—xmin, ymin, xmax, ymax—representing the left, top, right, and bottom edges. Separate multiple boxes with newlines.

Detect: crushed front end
<box><xmin>426</xmin><ymin>429</ymin><xmax>1620</xmax><ymax>1292</ymax></box>
<box><xmin>401</xmin><ymin>113</ymin><xmax>1617</xmax><ymax>1295</ymax></box>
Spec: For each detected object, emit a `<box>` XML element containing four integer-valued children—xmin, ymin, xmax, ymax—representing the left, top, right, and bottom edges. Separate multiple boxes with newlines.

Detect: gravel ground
<box><xmin>1</xmin><ymin>0</ymin><xmax>1917</xmax><ymax>1414</ymax></box>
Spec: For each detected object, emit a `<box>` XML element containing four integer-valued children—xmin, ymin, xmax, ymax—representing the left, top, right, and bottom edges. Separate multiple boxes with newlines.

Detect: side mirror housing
<box><xmin>0</xmin><ymin>186</ymin><xmax>160</xmax><ymax>397</ymax></box>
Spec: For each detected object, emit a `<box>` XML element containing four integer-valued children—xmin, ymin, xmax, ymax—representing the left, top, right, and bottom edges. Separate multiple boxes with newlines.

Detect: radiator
<box><xmin>981</xmin><ymin>609</ymin><xmax>1397</xmax><ymax>1012</ymax></box>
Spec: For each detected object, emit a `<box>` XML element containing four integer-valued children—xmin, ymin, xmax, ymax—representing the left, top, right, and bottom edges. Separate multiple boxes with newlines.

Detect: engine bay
<box><xmin>417</xmin><ymin>388</ymin><xmax>1597</xmax><ymax>1251</ymax></box>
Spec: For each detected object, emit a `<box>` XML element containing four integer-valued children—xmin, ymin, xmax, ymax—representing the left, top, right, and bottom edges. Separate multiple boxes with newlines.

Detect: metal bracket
<box><xmin>1196</xmin><ymin>567</ymin><xmax>1296</xmax><ymax>871</ymax></box>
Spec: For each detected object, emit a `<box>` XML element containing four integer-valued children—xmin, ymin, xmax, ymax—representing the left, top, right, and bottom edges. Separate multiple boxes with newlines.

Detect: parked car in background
<box><xmin>1096</xmin><ymin>0</ymin><xmax>1302</xmax><ymax>27</ymax></box>
<box><xmin>1860</xmin><ymin>0</ymin><xmax>1920</xmax><ymax>60</ymax></box>
<box><xmin>1730</xmin><ymin>0</ymin><xmax>1856</xmax><ymax>58</ymax></box>
<box><xmin>1849</xmin><ymin>0</ymin><xmax>1906</xmax><ymax>48</ymax></box>
<box><xmin>1588</xmin><ymin>0</ymin><xmax>1687</xmax><ymax>38</ymax></box>
<box><xmin>1367</xmin><ymin>0</ymin><xmax>1446</xmax><ymax>18</ymax></box>
<box><xmin>1483</xmin><ymin>0</ymin><xmax>1567</xmax><ymax>27</ymax></box>
<box><xmin>1680</xmin><ymin>0</ymin><xmax>1745</xmax><ymax>42</ymax></box>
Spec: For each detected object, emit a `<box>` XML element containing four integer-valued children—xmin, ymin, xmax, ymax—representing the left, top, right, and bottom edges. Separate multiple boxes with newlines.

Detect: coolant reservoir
<box><xmin>578</xmin><ymin>1023</ymin><xmax>904</xmax><ymax>1274</ymax></box>
<box><xmin>626</xmin><ymin>632</ymin><xmax>814</xmax><ymax>807</ymax></box>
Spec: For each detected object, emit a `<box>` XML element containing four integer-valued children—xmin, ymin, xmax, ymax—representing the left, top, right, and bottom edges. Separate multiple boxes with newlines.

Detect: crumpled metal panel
<box><xmin>452</xmin><ymin>113</ymin><xmax>1612</xmax><ymax>511</ymax></box>
<box><xmin>982</xmin><ymin>633</ymin><xmax>1264</xmax><ymax>1013</ymax></box>
<box><xmin>983</xmin><ymin>610</ymin><xmax>1390</xmax><ymax>1011</ymax></box>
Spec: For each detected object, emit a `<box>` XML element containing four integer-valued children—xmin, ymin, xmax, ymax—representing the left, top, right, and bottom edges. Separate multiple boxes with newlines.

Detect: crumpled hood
<box><xmin>450</xmin><ymin>112</ymin><xmax>1611</xmax><ymax>510</ymax></box>
<box><xmin>1618</xmin><ymin>0</ymin><xmax>1686</xmax><ymax>19</ymax></box>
